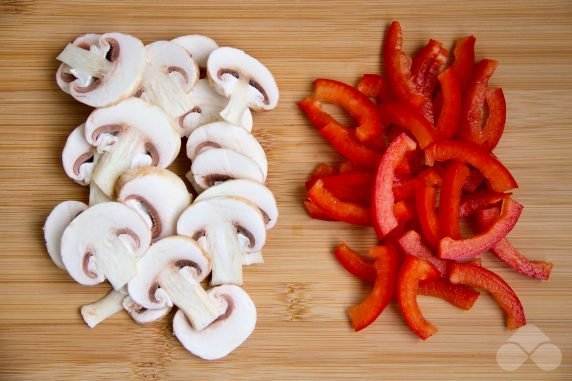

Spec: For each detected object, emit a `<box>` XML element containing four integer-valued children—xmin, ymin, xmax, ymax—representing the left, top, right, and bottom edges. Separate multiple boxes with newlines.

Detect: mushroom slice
<box><xmin>171</xmin><ymin>35</ymin><xmax>219</xmax><ymax>72</ymax></box>
<box><xmin>127</xmin><ymin>236</ymin><xmax>219</xmax><ymax>331</ymax></box>
<box><xmin>116</xmin><ymin>167</ymin><xmax>192</xmax><ymax>241</ymax></box>
<box><xmin>139</xmin><ymin>41</ymin><xmax>199</xmax><ymax>119</ymax></box>
<box><xmin>187</xmin><ymin>121</ymin><xmax>267</xmax><ymax>177</ymax></box>
<box><xmin>189</xmin><ymin>148</ymin><xmax>265</xmax><ymax>191</ymax></box>
<box><xmin>207</xmin><ymin>47</ymin><xmax>279</xmax><ymax>126</ymax></box>
<box><xmin>178</xmin><ymin>79</ymin><xmax>253</xmax><ymax>136</ymax></box>
<box><xmin>56</xmin><ymin>34</ymin><xmax>101</xmax><ymax>94</ymax></box>
<box><xmin>62</xmin><ymin>124</ymin><xmax>96</xmax><ymax>186</ymax></box>
<box><xmin>61</xmin><ymin>201</ymin><xmax>151</xmax><ymax>290</ymax></box>
<box><xmin>122</xmin><ymin>296</ymin><xmax>171</xmax><ymax>325</ymax></box>
<box><xmin>58</xmin><ymin>32</ymin><xmax>146</xmax><ymax>107</ymax></box>
<box><xmin>43</xmin><ymin>200</ymin><xmax>88</xmax><ymax>269</ymax></box>
<box><xmin>177</xmin><ymin>197</ymin><xmax>266</xmax><ymax>285</ymax></box>
<box><xmin>84</xmin><ymin>97</ymin><xmax>180</xmax><ymax>198</ymax></box>
<box><xmin>80</xmin><ymin>288</ymin><xmax>126</xmax><ymax>328</ymax></box>
<box><xmin>173</xmin><ymin>285</ymin><xmax>256</xmax><ymax>360</ymax></box>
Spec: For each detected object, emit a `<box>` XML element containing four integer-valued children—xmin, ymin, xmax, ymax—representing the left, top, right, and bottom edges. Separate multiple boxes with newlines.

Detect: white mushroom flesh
<box><xmin>122</xmin><ymin>296</ymin><xmax>171</xmax><ymax>325</ymax></box>
<box><xmin>56</xmin><ymin>34</ymin><xmax>101</xmax><ymax>94</ymax></box>
<box><xmin>62</xmin><ymin>124</ymin><xmax>97</xmax><ymax>186</ymax></box>
<box><xmin>80</xmin><ymin>289</ymin><xmax>126</xmax><ymax>328</ymax></box>
<box><xmin>171</xmin><ymin>35</ymin><xmax>219</xmax><ymax>71</ymax></box>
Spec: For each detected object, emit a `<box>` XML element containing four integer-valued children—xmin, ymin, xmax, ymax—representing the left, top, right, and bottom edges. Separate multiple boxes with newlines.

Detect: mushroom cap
<box><xmin>62</xmin><ymin>123</ymin><xmax>96</xmax><ymax>186</ymax></box>
<box><xmin>70</xmin><ymin>32</ymin><xmax>146</xmax><ymax>108</ymax></box>
<box><xmin>60</xmin><ymin>201</ymin><xmax>151</xmax><ymax>286</ymax></box>
<box><xmin>196</xmin><ymin>179</ymin><xmax>278</xmax><ymax>230</ymax></box>
<box><xmin>186</xmin><ymin>121</ymin><xmax>267</xmax><ymax>176</ymax></box>
<box><xmin>171</xmin><ymin>35</ymin><xmax>219</xmax><ymax>69</ymax></box>
<box><xmin>43</xmin><ymin>200</ymin><xmax>88</xmax><ymax>269</ymax></box>
<box><xmin>177</xmin><ymin>196</ymin><xmax>266</xmax><ymax>253</ymax></box>
<box><xmin>207</xmin><ymin>47</ymin><xmax>279</xmax><ymax>111</ymax></box>
<box><xmin>190</xmin><ymin>148</ymin><xmax>265</xmax><ymax>190</ymax></box>
<box><xmin>122</xmin><ymin>296</ymin><xmax>172</xmax><ymax>325</ymax></box>
<box><xmin>127</xmin><ymin>236</ymin><xmax>211</xmax><ymax>310</ymax></box>
<box><xmin>144</xmin><ymin>40</ymin><xmax>199</xmax><ymax>94</ymax></box>
<box><xmin>173</xmin><ymin>285</ymin><xmax>256</xmax><ymax>360</ymax></box>
<box><xmin>56</xmin><ymin>34</ymin><xmax>101</xmax><ymax>95</ymax></box>
<box><xmin>84</xmin><ymin>97</ymin><xmax>181</xmax><ymax>168</ymax></box>
<box><xmin>116</xmin><ymin>167</ymin><xmax>192</xmax><ymax>241</ymax></box>
<box><xmin>178</xmin><ymin>79</ymin><xmax>253</xmax><ymax>136</ymax></box>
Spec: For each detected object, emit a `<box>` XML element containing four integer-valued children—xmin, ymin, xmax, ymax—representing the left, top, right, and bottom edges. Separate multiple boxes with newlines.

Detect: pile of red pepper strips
<box><xmin>299</xmin><ymin>21</ymin><xmax>553</xmax><ymax>339</ymax></box>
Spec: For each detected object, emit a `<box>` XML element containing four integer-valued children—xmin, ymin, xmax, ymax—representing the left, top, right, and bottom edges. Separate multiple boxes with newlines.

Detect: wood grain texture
<box><xmin>1</xmin><ymin>0</ymin><xmax>571</xmax><ymax>379</ymax></box>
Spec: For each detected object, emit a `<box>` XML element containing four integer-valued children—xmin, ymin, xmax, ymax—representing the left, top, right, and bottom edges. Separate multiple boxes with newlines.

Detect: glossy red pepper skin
<box><xmin>384</xmin><ymin>21</ymin><xmax>425</xmax><ymax>109</ymax></box>
<box><xmin>357</xmin><ymin>74</ymin><xmax>387</xmax><ymax>98</ymax></box>
<box><xmin>451</xmin><ymin>35</ymin><xmax>476</xmax><ymax>93</ymax></box>
<box><xmin>305</xmin><ymin>163</ymin><xmax>338</xmax><ymax>190</ymax></box>
<box><xmin>372</xmin><ymin>133</ymin><xmax>417</xmax><ymax>238</ymax></box>
<box><xmin>334</xmin><ymin>243</ymin><xmax>376</xmax><ymax>283</ymax></box>
<box><xmin>347</xmin><ymin>245</ymin><xmax>399</xmax><ymax>331</ymax></box>
<box><xmin>439</xmin><ymin>198</ymin><xmax>523</xmax><ymax>261</ymax></box>
<box><xmin>380</xmin><ymin>102</ymin><xmax>436</xmax><ymax>149</ymax></box>
<box><xmin>397</xmin><ymin>230</ymin><xmax>447</xmax><ymax>276</ymax></box>
<box><xmin>303</xmin><ymin>200</ymin><xmax>335</xmax><ymax>221</ymax></box>
<box><xmin>321</xmin><ymin>173</ymin><xmax>375</xmax><ymax>205</ymax></box>
<box><xmin>319</xmin><ymin>122</ymin><xmax>383</xmax><ymax>169</ymax></box>
<box><xmin>393</xmin><ymin>168</ymin><xmax>441</xmax><ymax>202</ymax></box>
<box><xmin>459</xmin><ymin>190</ymin><xmax>510</xmax><ymax>217</ymax></box>
<box><xmin>449</xmin><ymin>262</ymin><xmax>526</xmax><ymax>329</ymax></box>
<box><xmin>482</xmin><ymin>88</ymin><xmax>507</xmax><ymax>150</ymax></box>
<box><xmin>298</xmin><ymin>97</ymin><xmax>336</xmax><ymax>130</ymax></box>
<box><xmin>463</xmin><ymin>169</ymin><xmax>485</xmax><ymax>192</ymax></box>
<box><xmin>476</xmin><ymin>207</ymin><xmax>553</xmax><ymax>280</ymax></box>
<box><xmin>418</xmin><ymin>278</ymin><xmax>480</xmax><ymax>310</ymax></box>
<box><xmin>435</xmin><ymin>67</ymin><xmax>462</xmax><ymax>139</ymax></box>
<box><xmin>424</xmin><ymin>140</ymin><xmax>518</xmax><ymax>192</ymax></box>
<box><xmin>415</xmin><ymin>173</ymin><xmax>442</xmax><ymax>249</ymax></box>
<box><xmin>308</xmin><ymin>179</ymin><xmax>372</xmax><ymax>226</ymax></box>
<box><xmin>439</xmin><ymin>161</ymin><xmax>471</xmax><ymax>239</ymax></box>
<box><xmin>339</xmin><ymin>161</ymin><xmax>372</xmax><ymax>175</ymax></box>
<box><xmin>397</xmin><ymin>256</ymin><xmax>440</xmax><ymax>340</ymax></box>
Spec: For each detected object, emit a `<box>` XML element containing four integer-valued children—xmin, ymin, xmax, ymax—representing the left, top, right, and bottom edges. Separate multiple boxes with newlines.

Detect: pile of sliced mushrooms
<box><xmin>44</xmin><ymin>32</ymin><xmax>279</xmax><ymax>360</ymax></box>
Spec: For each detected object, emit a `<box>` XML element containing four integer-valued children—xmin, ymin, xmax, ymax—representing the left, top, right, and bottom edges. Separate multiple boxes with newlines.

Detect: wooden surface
<box><xmin>1</xmin><ymin>1</ymin><xmax>571</xmax><ymax>380</ymax></box>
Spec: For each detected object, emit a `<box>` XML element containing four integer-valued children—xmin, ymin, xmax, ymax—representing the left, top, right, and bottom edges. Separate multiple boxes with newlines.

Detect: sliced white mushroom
<box><xmin>177</xmin><ymin>197</ymin><xmax>266</xmax><ymax>286</ymax></box>
<box><xmin>172</xmin><ymin>35</ymin><xmax>219</xmax><ymax>72</ymax></box>
<box><xmin>43</xmin><ymin>200</ymin><xmax>88</xmax><ymax>269</ymax></box>
<box><xmin>122</xmin><ymin>296</ymin><xmax>171</xmax><ymax>325</ymax></box>
<box><xmin>138</xmin><ymin>41</ymin><xmax>199</xmax><ymax>119</ymax></box>
<box><xmin>60</xmin><ymin>201</ymin><xmax>151</xmax><ymax>291</ymax></box>
<box><xmin>187</xmin><ymin>121</ymin><xmax>267</xmax><ymax>177</ymax></box>
<box><xmin>57</xmin><ymin>32</ymin><xmax>146</xmax><ymax>107</ymax></box>
<box><xmin>62</xmin><ymin>124</ymin><xmax>96</xmax><ymax>186</ymax></box>
<box><xmin>127</xmin><ymin>236</ymin><xmax>219</xmax><ymax>331</ymax></box>
<box><xmin>116</xmin><ymin>167</ymin><xmax>192</xmax><ymax>241</ymax></box>
<box><xmin>207</xmin><ymin>47</ymin><xmax>279</xmax><ymax>126</ymax></box>
<box><xmin>173</xmin><ymin>284</ymin><xmax>256</xmax><ymax>360</ymax></box>
<box><xmin>80</xmin><ymin>288</ymin><xmax>126</xmax><ymax>328</ymax></box>
<box><xmin>56</xmin><ymin>34</ymin><xmax>101</xmax><ymax>95</ymax></box>
<box><xmin>84</xmin><ymin>97</ymin><xmax>180</xmax><ymax>198</ymax></box>
<box><xmin>178</xmin><ymin>79</ymin><xmax>253</xmax><ymax>136</ymax></box>
<box><xmin>189</xmin><ymin>148</ymin><xmax>265</xmax><ymax>191</ymax></box>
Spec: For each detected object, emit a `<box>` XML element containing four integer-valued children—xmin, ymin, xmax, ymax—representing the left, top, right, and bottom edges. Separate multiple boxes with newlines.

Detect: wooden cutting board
<box><xmin>1</xmin><ymin>1</ymin><xmax>571</xmax><ymax>379</ymax></box>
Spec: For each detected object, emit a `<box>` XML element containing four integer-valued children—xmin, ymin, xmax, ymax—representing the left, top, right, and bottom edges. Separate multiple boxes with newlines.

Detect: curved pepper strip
<box><xmin>463</xmin><ymin>169</ymin><xmax>485</xmax><ymax>192</ymax></box>
<box><xmin>334</xmin><ymin>243</ymin><xmax>376</xmax><ymax>283</ymax></box>
<box><xmin>319</xmin><ymin>122</ymin><xmax>383</xmax><ymax>169</ymax></box>
<box><xmin>424</xmin><ymin>140</ymin><xmax>518</xmax><ymax>192</ymax></box>
<box><xmin>393</xmin><ymin>168</ymin><xmax>441</xmax><ymax>202</ymax></box>
<box><xmin>384</xmin><ymin>21</ymin><xmax>425</xmax><ymax>109</ymax></box>
<box><xmin>313</xmin><ymin>78</ymin><xmax>383</xmax><ymax>143</ymax></box>
<box><xmin>418</xmin><ymin>278</ymin><xmax>480</xmax><ymax>310</ymax></box>
<box><xmin>415</xmin><ymin>171</ymin><xmax>442</xmax><ymax>248</ymax></box>
<box><xmin>448</xmin><ymin>262</ymin><xmax>526</xmax><ymax>329</ymax></box>
<box><xmin>482</xmin><ymin>88</ymin><xmax>507</xmax><ymax>150</ymax></box>
<box><xmin>476</xmin><ymin>207</ymin><xmax>553</xmax><ymax>280</ymax></box>
<box><xmin>439</xmin><ymin>198</ymin><xmax>523</xmax><ymax>261</ymax></box>
<box><xmin>397</xmin><ymin>256</ymin><xmax>441</xmax><ymax>340</ymax></box>
<box><xmin>439</xmin><ymin>161</ymin><xmax>471</xmax><ymax>239</ymax></box>
<box><xmin>326</xmin><ymin>185</ymin><xmax>372</xmax><ymax>206</ymax></box>
<box><xmin>305</xmin><ymin>162</ymin><xmax>338</xmax><ymax>190</ymax></box>
<box><xmin>451</xmin><ymin>35</ymin><xmax>476</xmax><ymax>93</ymax></box>
<box><xmin>348</xmin><ymin>244</ymin><xmax>399</xmax><ymax>331</ymax></box>
<box><xmin>380</xmin><ymin>102</ymin><xmax>436</xmax><ymax>149</ymax></box>
<box><xmin>397</xmin><ymin>230</ymin><xmax>447</xmax><ymax>276</ymax></box>
<box><xmin>297</xmin><ymin>97</ymin><xmax>336</xmax><ymax>130</ymax></box>
<box><xmin>373</xmin><ymin>133</ymin><xmax>417</xmax><ymax>238</ymax></box>
<box><xmin>459</xmin><ymin>190</ymin><xmax>511</xmax><ymax>217</ymax></box>
<box><xmin>308</xmin><ymin>179</ymin><xmax>371</xmax><ymax>226</ymax></box>
<box><xmin>339</xmin><ymin>161</ymin><xmax>372</xmax><ymax>175</ymax></box>
<box><xmin>435</xmin><ymin>67</ymin><xmax>462</xmax><ymax>139</ymax></box>
<box><xmin>357</xmin><ymin>74</ymin><xmax>387</xmax><ymax>98</ymax></box>
<box><xmin>303</xmin><ymin>200</ymin><xmax>335</xmax><ymax>221</ymax></box>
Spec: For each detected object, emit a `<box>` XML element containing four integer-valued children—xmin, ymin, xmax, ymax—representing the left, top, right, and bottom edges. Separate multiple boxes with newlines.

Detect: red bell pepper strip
<box><xmin>476</xmin><ymin>207</ymin><xmax>553</xmax><ymax>280</ymax></box>
<box><xmin>380</xmin><ymin>102</ymin><xmax>436</xmax><ymax>149</ymax></box>
<box><xmin>459</xmin><ymin>190</ymin><xmax>510</xmax><ymax>217</ymax></box>
<box><xmin>322</xmin><ymin>173</ymin><xmax>374</xmax><ymax>188</ymax></box>
<box><xmin>319</xmin><ymin>122</ymin><xmax>383</xmax><ymax>169</ymax></box>
<box><xmin>334</xmin><ymin>243</ymin><xmax>376</xmax><ymax>283</ymax></box>
<box><xmin>418</xmin><ymin>278</ymin><xmax>480</xmax><ymax>310</ymax></box>
<box><xmin>298</xmin><ymin>97</ymin><xmax>336</xmax><ymax>130</ymax></box>
<box><xmin>383</xmin><ymin>21</ymin><xmax>425</xmax><ymax>109</ymax></box>
<box><xmin>482</xmin><ymin>88</ymin><xmax>507</xmax><ymax>150</ymax></box>
<box><xmin>393</xmin><ymin>168</ymin><xmax>441</xmax><ymax>202</ymax></box>
<box><xmin>308</xmin><ymin>179</ymin><xmax>371</xmax><ymax>226</ymax></box>
<box><xmin>313</xmin><ymin>78</ymin><xmax>383</xmax><ymax>143</ymax></box>
<box><xmin>415</xmin><ymin>174</ymin><xmax>442</xmax><ymax>249</ymax></box>
<box><xmin>448</xmin><ymin>262</ymin><xmax>526</xmax><ymax>329</ymax></box>
<box><xmin>439</xmin><ymin>161</ymin><xmax>471</xmax><ymax>239</ymax></box>
<box><xmin>451</xmin><ymin>35</ymin><xmax>476</xmax><ymax>93</ymax></box>
<box><xmin>326</xmin><ymin>185</ymin><xmax>372</xmax><ymax>206</ymax></box>
<box><xmin>357</xmin><ymin>74</ymin><xmax>386</xmax><ymax>98</ymax></box>
<box><xmin>397</xmin><ymin>255</ymin><xmax>441</xmax><ymax>340</ymax></box>
<box><xmin>393</xmin><ymin>200</ymin><xmax>415</xmax><ymax>226</ymax></box>
<box><xmin>439</xmin><ymin>198</ymin><xmax>523</xmax><ymax>261</ymax></box>
<box><xmin>305</xmin><ymin>163</ymin><xmax>338</xmax><ymax>190</ymax></box>
<box><xmin>463</xmin><ymin>169</ymin><xmax>485</xmax><ymax>192</ymax></box>
<box><xmin>348</xmin><ymin>244</ymin><xmax>399</xmax><ymax>331</ymax></box>
<box><xmin>372</xmin><ymin>133</ymin><xmax>417</xmax><ymax>238</ymax></box>
<box><xmin>424</xmin><ymin>139</ymin><xmax>518</xmax><ymax>192</ymax></box>
<box><xmin>397</xmin><ymin>230</ymin><xmax>447</xmax><ymax>276</ymax></box>
<box><xmin>339</xmin><ymin>161</ymin><xmax>372</xmax><ymax>175</ymax></box>
<box><xmin>303</xmin><ymin>200</ymin><xmax>335</xmax><ymax>221</ymax></box>
<box><xmin>458</xmin><ymin>59</ymin><xmax>498</xmax><ymax>144</ymax></box>
<box><xmin>435</xmin><ymin>67</ymin><xmax>462</xmax><ymax>139</ymax></box>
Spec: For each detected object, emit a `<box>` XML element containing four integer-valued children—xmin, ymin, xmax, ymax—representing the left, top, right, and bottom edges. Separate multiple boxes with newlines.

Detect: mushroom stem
<box><xmin>122</xmin><ymin>296</ymin><xmax>171</xmax><ymax>325</ymax></box>
<box><xmin>80</xmin><ymin>290</ymin><xmax>126</xmax><ymax>328</ymax></box>
<box><xmin>95</xmin><ymin>235</ymin><xmax>138</xmax><ymax>290</ymax></box>
<box><xmin>91</xmin><ymin>128</ymin><xmax>142</xmax><ymax>198</ymax></box>
<box><xmin>242</xmin><ymin>251</ymin><xmax>264</xmax><ymax>266</ymax></box>
<box><xmin>219</xmin><ymin>79</ymin><xmax>250</xmax><ymax>126</ymax></box>
<box><xmin>158</xmin><ymin>266</ymin><xmax>220</xmax><ymax>331</ymax></box>
<box><xmin>56</xmin><ymin>43</ymin><xmax>111</xmax><ymax>78</ymax></box>
<box><xmin>206</xmin><ymin>223</ymin><xmax>244</xmax><ymax>286</ymax></box>
<box><xmin>89</xmin><ymin>182</ymin><xmax>111</xmax><ymax>206</ymax></box>
<box><xmin>142</xmin><ymin>65</ymin><xmax>190</xmax><ymax>119</ymax></box>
